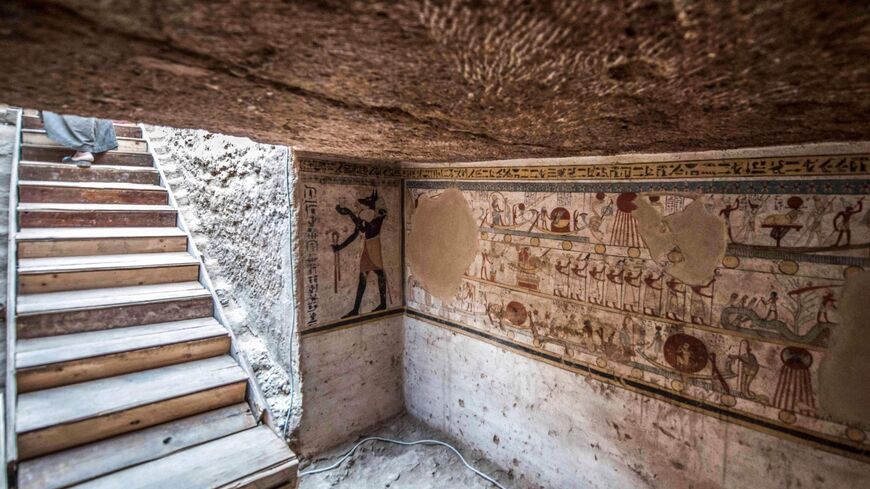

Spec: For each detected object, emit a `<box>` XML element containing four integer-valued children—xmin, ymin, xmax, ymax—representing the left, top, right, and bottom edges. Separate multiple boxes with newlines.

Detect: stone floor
<box><xmin>298</xmin><ymin>414</ymin><xmax>531</xmax><ymax>489</ymax></box>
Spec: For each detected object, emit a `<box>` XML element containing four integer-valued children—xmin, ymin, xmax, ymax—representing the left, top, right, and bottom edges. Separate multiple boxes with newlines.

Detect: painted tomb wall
<box><xmin>403</xmin><ymin>143</ymin><xmax>870</xmax><ymax>487</ymax></box>
<box><xmin>295</xmin><ymin>155</ymin><xmax>405</xmax><ymax>456</ymax></box>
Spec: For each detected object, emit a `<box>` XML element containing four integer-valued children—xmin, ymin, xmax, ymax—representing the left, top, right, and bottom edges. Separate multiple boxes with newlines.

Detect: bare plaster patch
<box><xmin>635</xmin><ymin>196</ymin><xmax>726</xmax><ymax>285</ymax></box>
<box><xmin>407</xmin><ymin>188</ymin><xmax>479</xmax><ymax>302</ymax></box>
<box><xmin>819</xmin><ymin>270</ymin><xmax>870</xmax><ymax>426</ymax></box>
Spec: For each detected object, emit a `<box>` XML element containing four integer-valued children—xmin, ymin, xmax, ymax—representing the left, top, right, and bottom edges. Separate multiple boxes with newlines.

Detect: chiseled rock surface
<box><xmin>145</xmin><ymin>125</ymin><xmax>300</xmax><ymax>437</ymax></box>
<box><xmin>2</xmin><ymin>1</ymin><xmax>868</xmax><ymax>162</ymax></box>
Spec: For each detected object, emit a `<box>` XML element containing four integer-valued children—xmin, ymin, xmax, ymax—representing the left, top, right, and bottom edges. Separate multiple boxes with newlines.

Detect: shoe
<box><xmin>62</xmin><ymin>155</ymin><xmax>94</xmax><ymax>168</ymax></box>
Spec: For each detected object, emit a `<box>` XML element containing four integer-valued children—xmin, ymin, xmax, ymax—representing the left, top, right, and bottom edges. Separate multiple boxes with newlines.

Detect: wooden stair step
<box><xmin>18</xmin><ymin>404</ymin><xmax>257</xmax><ymax>489</ymax></box>
<box><xmin>19</xmin><ymin>161</ymin><xmax>159</xmax><ymax>185</ymax></box>
<box><xmin>22</xmin><ymin>115</ymin><xmax>143</xmax><ymax>138</ymax></box>
<box><xmin>21</xmin><ymin>145</ymin><xmax>153</xmax><ymax>167</ymax></box>
<box><xmin>19</xmin><ymin>180</ymin><xmax>168</xmax><ymax>205</ymax></box>
<box><xmin>69</xmin><ymin>425</ymin><xmax>297</xmax><ymax>489</ymax></box>
<box><xmin>18</xmin><ymin>250</ymin><xmax>200</xmax><ymax>293</ymax></box>
<box><xmin>17</xmin><ymin>318</ymin><xmax>229</xmax><ymax>392</ymax></box>
<box><xmin>17</xmin><ymin>227</ymin><xmax>187</xmax><ymax>258</ymax></box>
<box><xmin>19</xmin><ymin>251</ymin><xmax>199</xmax><ymax>272</ymax></box>
<box><xmin>18</xmin><ymin>251</ymin><xmax>199</xmax><ymax>294</ymax></box>
<box><xmin>23</xmin><ymin>129</ymin><xmax>148</xmax><ymax>153</ymax></box>
<box><xmin>17</xmin><ymin>281</ymin><xmax>213</xmax><ymax>338</ymax></box>
<box><xmin>16</xmin><ymin>355</ymin><xmax>248</xmax><ymax>459</ymax></box>
<box><xmin>18</xmin><ymin>203</ymin><xmax>176</xmax><ymax>228</ymax></box>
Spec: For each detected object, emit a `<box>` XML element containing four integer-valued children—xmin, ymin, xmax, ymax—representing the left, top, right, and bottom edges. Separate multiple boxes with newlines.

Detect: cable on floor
<box><xmin>299</xmin><ymin>436</ymin><xmax>508</xmax><ymax>489</ymax></box>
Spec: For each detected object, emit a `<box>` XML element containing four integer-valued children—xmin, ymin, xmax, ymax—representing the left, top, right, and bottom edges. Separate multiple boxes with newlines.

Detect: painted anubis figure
<box><xmin>331</xmin><ymin>189</ymin><xmax>388</xmax><ymax>318</ymax></box>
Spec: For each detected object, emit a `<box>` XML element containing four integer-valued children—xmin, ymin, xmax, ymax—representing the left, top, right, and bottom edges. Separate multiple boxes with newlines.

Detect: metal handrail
<box><xmin>4</xmin><ymin>108</ymin><xmax>23</xmax><ymax>487</ymax></box>
<box><xmin>138</xmin><ymin>124</ymin><xmax>278</xmax><ymax>434</ymax></box>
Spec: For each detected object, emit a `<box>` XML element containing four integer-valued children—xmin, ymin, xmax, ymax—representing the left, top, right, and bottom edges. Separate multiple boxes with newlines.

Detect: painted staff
<box><xmin>330</xmin><ymin>230</ymin><xmax>341</xmax><ymax>293</ymax></box>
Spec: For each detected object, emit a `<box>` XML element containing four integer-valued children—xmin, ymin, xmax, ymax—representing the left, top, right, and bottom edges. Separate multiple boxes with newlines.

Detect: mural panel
<box><xmin>298</xmin><ymin>157</ymin><xmax>403</xmax><ymax>331</ymax></box>
<box><xmin>405</xmin><ymin>170</ymin><xmax>870</xmax><ymax>462</ymax></box>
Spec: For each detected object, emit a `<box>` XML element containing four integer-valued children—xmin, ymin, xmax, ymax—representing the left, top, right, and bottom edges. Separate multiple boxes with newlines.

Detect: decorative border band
<box><xmin>299</xmin><ymin>307</ymin><xmax>405</xmax><ymax>337</ymax></box>
<box><xmin>406</xmin><ymin>178</ymin><xmax>870</xmax><ymax>195</ymax></box>
<box><xmin>406</xmin><ymin>308</ymin><xmax>870</xmax><ymax>463</ymax></box>
<box><xmin>404</xmin><ymin>154</ymin><xmax>869</xmax><ymax>180</ymax></box>
<box><xmin>297</xmin><ymin>157</ymin><xmax>403</xmax><ymax>180</ymax></box>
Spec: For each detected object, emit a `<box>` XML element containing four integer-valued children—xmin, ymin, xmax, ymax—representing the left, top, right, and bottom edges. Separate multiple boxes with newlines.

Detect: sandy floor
<box><xmin>298</xmin><ymin>414</ymin><xmax>531</xmax><ymax>489</ymax></box>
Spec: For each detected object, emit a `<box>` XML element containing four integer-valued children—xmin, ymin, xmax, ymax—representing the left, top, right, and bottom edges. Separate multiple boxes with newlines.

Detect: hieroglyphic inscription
<box><xmin>403</xmin><ymin>155</ymin><xmax>869</xmax><ymax>181</ymax></box>
<box><xmin>303</xmin><ymin>185</ymin><xmax>319</xmax><ymax>325</ymax></box>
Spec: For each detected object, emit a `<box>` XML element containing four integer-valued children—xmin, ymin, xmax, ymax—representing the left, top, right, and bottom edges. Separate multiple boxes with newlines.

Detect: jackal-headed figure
<box><xmin>331</xmin><ymin>189</ymin><xmax>388</xmax><ymax>318</ymax></box>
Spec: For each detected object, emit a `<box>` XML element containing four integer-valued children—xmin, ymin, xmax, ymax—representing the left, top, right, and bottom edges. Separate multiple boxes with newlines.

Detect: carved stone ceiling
<box><xmin>1</xmin><ymin>1</ymin><xmax>868</xmax><ymax>163</ymax></box>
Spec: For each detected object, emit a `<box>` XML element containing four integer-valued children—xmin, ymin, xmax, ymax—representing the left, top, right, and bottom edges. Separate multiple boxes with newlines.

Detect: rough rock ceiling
<box><xmin>1</xmin><ymin>0</ymin><xmax>868</xmax><ymax>162</ymax></box>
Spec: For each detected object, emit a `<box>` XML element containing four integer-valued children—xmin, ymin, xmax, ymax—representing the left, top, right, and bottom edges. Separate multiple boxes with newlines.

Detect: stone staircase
<box><xmin>4</xmin><ymin>111</ymin><xmax>298</xmax><ymax>489</ymax></box>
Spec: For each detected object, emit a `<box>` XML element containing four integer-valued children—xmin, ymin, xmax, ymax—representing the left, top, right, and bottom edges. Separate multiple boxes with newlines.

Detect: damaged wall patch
<box><xmin>407</xmin><ymin>188</ymin><xmax>479</xmax><ymax>302</ymax></box>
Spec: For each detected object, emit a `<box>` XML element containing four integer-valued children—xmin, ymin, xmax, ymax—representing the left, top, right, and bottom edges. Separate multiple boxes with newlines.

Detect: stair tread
<box><xmin>17</xmin><ymin>318</ymin><xmax>226</xmax><ymax>369</ymax></box>
<box><xmin>23</xmin><ymin>128</ymin><xmax>146</xmax><ymax>143</ymax></box>
<box><xmin>19</xmin><ymin>251</ymin><xmax>199</xmax><ymax>273</ymax></box>
<box><xmin>18</xmin><ymin>404</ymin><xmax>257</xmax><ymax>489</ymax></box>
<box><xmin>21</xmin><ymin>144</ymin><xmax>151</xmax><ymax>156</ymax></box>
<box><xmin>19</xmin><ymin>203</ymin><xmax>174</xmax><ymax>211</ymax></box>
<box><xmin>19</xmin><ymin>180</ymin><xmax>165</xmax><ymax>192</ymax></box>
<box><xmin>17</xmin><ymin>356</ymin><xmax>246</xmax><ymax>434</ymax></box>
<box><xmin>17</xmin><ymin>281</ymin><xmax>210</xmax><ymax>316</ymax></box>
<box><xmin>17</xmin><ymin>227</ymin><xmax>186</xmax><ymax>241</ymax></box>
<box><xmin>23</xmin><ymin>115</ymin><xmax>139</xmax><ymax>129</ymax></box>
<box><xmin>22</xmin><ymin>129</ymin><xmax>148</xmax><ymax>153</ymax></box>
<box><xmin>20</xmin><ymin>161</ymin><xmax>158</xmax><ymax>173</ymax></box>
<box><xmin>70</xmin><ymin>425</ymin><xmax>295</xmax><ymax>489</ymax></box>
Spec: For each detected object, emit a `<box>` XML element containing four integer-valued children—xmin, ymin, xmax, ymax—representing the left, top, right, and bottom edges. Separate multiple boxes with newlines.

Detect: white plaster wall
<box><xmin>404</xmin><ymin>317</ymin><xmax>870</xmax><ymax>489</ymax></box>
<box><xmin>144</xmin><ymin>125</ymin><xmax>300</xmax><ymax>433</ymax></box>
<box><xmin>299</xmin><ymin>316</ymin><xmax>405</xmax><ymax>457</ymax></box>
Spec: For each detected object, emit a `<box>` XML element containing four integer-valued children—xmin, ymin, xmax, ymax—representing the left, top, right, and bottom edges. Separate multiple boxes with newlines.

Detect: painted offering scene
<box><xmin>406</xmin><ymin>182</ymin><xmax>870</xmax><ymax>448</ymax></box>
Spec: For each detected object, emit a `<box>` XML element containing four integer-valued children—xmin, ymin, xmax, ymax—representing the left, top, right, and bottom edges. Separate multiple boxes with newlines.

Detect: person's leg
<box><xmin>43</xmin><ymin>113</ymin><xmax>117</xmax><ymax>168</ymax></box>
<box><xmin>43</xmin><ymin>112</ymin><xmax>97</xmax><ymax>167</ymax></box>
<box><xmin>344</xmin><ymin>272</ymin><xmax>368</xmax><ymax>318</ymax></box>
<box><xmin>372</xmin><ymin>270</ymin><xmax>387</xmax><ymax>311</ymax></box>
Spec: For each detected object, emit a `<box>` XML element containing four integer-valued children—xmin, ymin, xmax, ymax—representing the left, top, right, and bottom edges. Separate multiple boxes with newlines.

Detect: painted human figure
<box><xmin>665</xmin><ymin>277</ymin><xmax>685</xmax><ymax>320</ymax></box>
<box><xmin>760</xmin><ymin>291</ymin><xmax>778</xmax><ymax>321</ymax></box>
<box><xmin>648</xmin><ymin>326</ymin><xmax>664</xmax><ymax>359</ymax></box>
<box><xmin>738</xmin><ymin>196</ymin><xmax>764</xmax><ymax>242</ymax></box>
<box><xmin>833</xmin><ymin>198</ymin><xmax>864</xmax><ymax>246</ymax></box>
<box><xmin>554</xmin><ymin>258</ymin><xmax>571</xmax><ymax>297</ymax></box>
<box><xmin>490</xmin><ymin>196</ymin><xmax>504</xmax><ymax>227</ymax></box>
<box><xmin>512</xmin><ymin>203</ymin><xmax>523</xmax><ymax>225</ymax></box>
<box><xmin>689</xmin><ymin>277</ymin><xmax>716</xmax><ymax>325</ymax></box>
<box><xmin>642</xmin><ymin>271</ymin><xmax>664</xmax><ymax>316</ymax></box>
<box><xmin>480</xmin><ymin>248</ymin><xmax>493</xmax><ymax>281</ymax></box>
<box><xmin>719</xmin><ymin>198</ymin><xmax>741</xmax><ymax>243</ymax></box>
<box><xmin>634</xmin><ymin>323</ymin><xmax>647</xmax><ymax>351</ymax></box>
<box><xmin>619</xmin><ymin>317</ymin><xmax>634</xmax><ymax>359</ymax></box>
<box><xmin>622</xmin><ymin>268</ymin><xmax>642</xmax><ymax>312</ymax></box>
<box><xmin>538</xmin><ymin>207</ymin><xmax>550</xmax><ymax>231</ymax></box>
<box><xmin>675</xmin><ymin>343</ymin><xmax>693</xmax><ymax>370</ymax></box>
<box><xmin>570</xmin><ymin>255</ymin><xmax>590</xmax><ymax>301</ymax></box>
<box><xmin>582</xmin><ymin>319</ymin><xmax>596</xmax><ymax>352</ymax></box>
<box><xmin>816</xmin><ymin>290</ymin><xmax>837</xmax><ymax>324</ymax></box>
<box><xmin>801</xmin><ymin>196</ymin><xmax>832</xmax><ymax>246</ymax></box>
<box><xmin>588</xmin><ymin>262</ymin><xmax>606</xmax><ymax>304</ymax></box>
<box><xmin>728</xmin><ymin>340</ymin><xmax>759</xmax><ymax>400</ymax></box>
<box><xmin>331</xmin><ymin>190</ymin><xmax>388</xmax><ymax>318</ymax></box>
<box><xmin>604</xmin><ymin>261</ymin><xmax>625</xmax><ymax>309</ymax></box>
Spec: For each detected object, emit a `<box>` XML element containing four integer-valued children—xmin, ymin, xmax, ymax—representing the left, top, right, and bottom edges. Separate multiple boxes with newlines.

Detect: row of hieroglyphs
<box><xmin>300</xmin><ymin>153</ymin><xmax>870</xmax><ymax>181</ymax></box>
